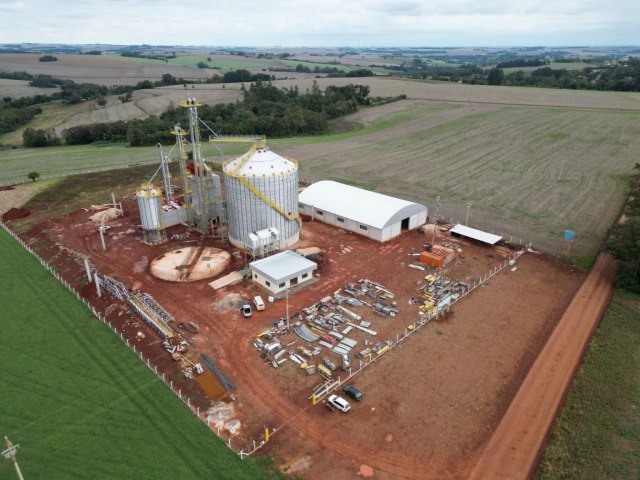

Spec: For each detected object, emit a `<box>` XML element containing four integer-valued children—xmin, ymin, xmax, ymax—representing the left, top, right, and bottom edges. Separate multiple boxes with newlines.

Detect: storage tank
<box><xmin>137</xmin><ymin>183</ymin><xmax>167</xmax><ymax>245</ymax></box>
<box><xmin>223</xmin><ymin>147</ymin><xmax>300</xmax><ymax>249</ymax></box>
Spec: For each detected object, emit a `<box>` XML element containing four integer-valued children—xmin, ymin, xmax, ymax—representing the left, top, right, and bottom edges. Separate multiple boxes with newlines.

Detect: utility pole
<box><xmin>285</xmin><ymin>287</ymin><xmax>290</xmax><ymax>332</ymax></box>
<box><xmin>99</xmin><ymin>218</ymin><xmax>107</xmax><ymax>251</ymax></box>
<box><xmin>465</xmin><ymin>201</ymin><xmax>473</xmax><ymax>226</ymax></box>
<box><xmin>2</xmin><ymin>437</ymin><xmax>25</xmax><ymax>480</ymax></box>
<box><xmin>84</xmin><ymin>258</ymin><xmax>92</xmax><ymax>283</ymax></box>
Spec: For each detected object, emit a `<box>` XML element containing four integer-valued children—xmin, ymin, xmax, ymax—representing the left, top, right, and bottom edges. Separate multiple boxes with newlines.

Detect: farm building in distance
<box><xmin>249</xmin><ymin>250</ymin><xmax>318</xmax><ymax>295</ymax></box>
<box><xmin>298</xmin><ymin>180</ymin><xmax>428</xmax><ymax>242</ymax></box>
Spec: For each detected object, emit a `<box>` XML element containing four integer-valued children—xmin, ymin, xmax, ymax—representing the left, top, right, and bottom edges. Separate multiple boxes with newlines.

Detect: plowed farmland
<box><xmin>277</xmin><ymin>97</ymin><xmax>640</xmax><ymax>255</ymax></box>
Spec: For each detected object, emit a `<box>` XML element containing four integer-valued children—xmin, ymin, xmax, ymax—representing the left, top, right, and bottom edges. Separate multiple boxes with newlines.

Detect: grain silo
<box><xmin>137</xmin><ymin>183</ymin><xmax>167</xmax><ymax>245</ymax></box>
<box><xmin>223</xmin><ymin>146</ymin><xmax>301</xmax><ymax>250</ymax></box>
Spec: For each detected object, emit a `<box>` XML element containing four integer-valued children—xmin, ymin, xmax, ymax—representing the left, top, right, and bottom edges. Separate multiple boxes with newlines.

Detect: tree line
<box><xmin>60</xmin><ymin>81</ymin><xmax>371</xmax><ymax>146</ymax></box>
<box><xmin>433</xmin><ymin>57</ymin><xmax>640</xmax><ymax>91</ymax></box>
<box><xmin>604</xmin><ymin>166</ymin><xmax>640</xmax><ymax>292</ymax></box>
<box><xmin>0</xmin><ymin>72</ymin><xmax>202</xmax><ymax>143</ymax></box>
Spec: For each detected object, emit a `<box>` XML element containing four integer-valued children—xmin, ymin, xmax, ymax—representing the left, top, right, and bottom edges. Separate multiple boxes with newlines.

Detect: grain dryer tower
<box><xmin>223</xmin><ymin>144</ymin><xmax>301</xmax><ymax>250</ymax></box>
<box><xmin>178</xmin><ymin>98</ymin><xmax>224</xmax><ymax>235</ymax></box>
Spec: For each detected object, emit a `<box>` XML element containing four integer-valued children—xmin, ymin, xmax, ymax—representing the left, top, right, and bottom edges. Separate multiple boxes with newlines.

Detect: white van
<box><xmin>253</xmin><ymin>296</ymin><xmax>265</xmax><ymax>311</ymax></box>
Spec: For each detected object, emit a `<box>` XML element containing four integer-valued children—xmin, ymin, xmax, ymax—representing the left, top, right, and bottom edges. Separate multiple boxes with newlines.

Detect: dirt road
<box><xmin>469</xmin><ymin>253</ymin><xmax>617</xmax><ymax>480</ymax></box>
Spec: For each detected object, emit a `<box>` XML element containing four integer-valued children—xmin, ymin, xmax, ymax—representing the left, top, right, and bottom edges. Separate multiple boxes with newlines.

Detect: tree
<box><xmin>27</xmin><ymin>171</ymin><xmax>40</xmax><ymax>182</ymax></box>
<box><xmin>119</xmin><ymin>91</ymin><xmax>132</xmax><ymax>103</ymax></box>
<box><xmin>604</xmin><ymin>217</ymin><xmax>640</xmax><ymax>292</ymax></box>
<box><xmin>96</xmin><ymin>97</ymin><xmax>107</xmax><ymax>108</ymax></box>
<box><xmin>487</xmin><ymin>68</ymin><xmax>504</xmax><ymax>86</ymax></box>
<box><xmin>23</xmin><ymin>127</ymin><xmax>60</xmax><ymax>147</ymax></box>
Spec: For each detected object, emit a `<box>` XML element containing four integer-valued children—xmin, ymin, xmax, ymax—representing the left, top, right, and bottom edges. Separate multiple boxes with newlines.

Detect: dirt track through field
<box><xmin>469</xmin><ymin>253</ymin><xmax>617</xmax><ymax>480</ymax></box>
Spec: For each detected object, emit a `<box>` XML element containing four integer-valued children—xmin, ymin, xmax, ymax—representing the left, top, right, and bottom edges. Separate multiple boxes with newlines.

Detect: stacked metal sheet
<box><xmin>294</xmin><ymin>324</ymin><xmax>320</xmax><ymax>342</ymax></box>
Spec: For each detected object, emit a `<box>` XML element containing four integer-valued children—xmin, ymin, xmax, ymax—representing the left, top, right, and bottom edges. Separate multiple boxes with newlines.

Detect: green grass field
<box><xmin>279</xmin><ymin>59</ymin><xmax>354</xmax><ymax>72</ymax></box>
<box><xmin>0</xmin><ymin>102</ymin><xmax>88</xmax><ymax>146</ymax></box>
<box><xmin>535</xmin><ymin>290</ymin><xmax>640</xmax><ymax>479</ymax></box>
<box><xmin>110</xmin><ymin>53</ymin><xmax>271</xmax><ymax>71</ymax></box>
<box><xmin>0</xmin><ymin>101</ymin><xmax>424</xmax><ymax>185</ymax></box>
<box><xmin>0</xmin><ymin>227</ymin><xmax>275</xmax><ymax>479</ymax></box>
<box><xmin>0</xmin><ymin>143</ymin><xmax>160</xmax><ymax>184</ymax></box>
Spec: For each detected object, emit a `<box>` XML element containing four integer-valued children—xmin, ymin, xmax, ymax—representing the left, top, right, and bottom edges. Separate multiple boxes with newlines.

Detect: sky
<box><xmin>0</xmin><ymin>0</ymin><xmax>639</xmax><ymax>47</ymax></box>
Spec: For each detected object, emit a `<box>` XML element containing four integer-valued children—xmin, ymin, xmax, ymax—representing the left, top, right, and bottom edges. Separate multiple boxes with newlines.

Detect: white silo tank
<box><xmin>223</xmin><ymin>147</ymin><xmax>300</xmax><ymax>249</ymax></box>
<box><xmin>136</xmin><ymin>183</ymin><xmax>167</xmax><ymax>245</ymax></box>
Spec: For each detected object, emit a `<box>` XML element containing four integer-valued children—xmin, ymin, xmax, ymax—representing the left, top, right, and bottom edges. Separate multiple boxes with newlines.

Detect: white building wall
<box><xmin>299</xmin><ymin>200</ymin><xmax>427</xmax><ymax>242</ymax></box>
<box><xmin>251</xmin><ymin>269</ymin><xmax>315</xmax><ymax>295</ymax></box>
<box><xmin>321</xmin><ymin>211</ymin><xmax>337</xmax><ymax>226</ymax></box>
<box><xmin>413</xmin><ymin>210</ymin><xmax>427</xmax><ymax>228</ymax></box>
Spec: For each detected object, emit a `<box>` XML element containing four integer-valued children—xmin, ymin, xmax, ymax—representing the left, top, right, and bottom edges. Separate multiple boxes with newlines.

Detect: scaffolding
<box><xmin>128</xmin><ymin>293</ymin><xmax>176</xmax><ymax>339</ymax></box>
<box><xmin>178</xmin><ymin>98</ymin><xmax>225</xmax><ymax>236</ymax></box>
<box><xmin>98</xmin><ymin>274</ymin><xmax>129</xmax><ymax>300</ymax></box>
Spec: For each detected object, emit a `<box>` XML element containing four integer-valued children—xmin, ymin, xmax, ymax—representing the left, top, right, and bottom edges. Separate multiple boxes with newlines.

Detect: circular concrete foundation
<box><xmin>150</xmin><ymin>246</ymin><xmax>231</xmax><ymax>282</ymax></box>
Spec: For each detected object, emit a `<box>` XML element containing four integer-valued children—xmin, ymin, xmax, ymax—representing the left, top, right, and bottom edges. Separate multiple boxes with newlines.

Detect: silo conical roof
<box><xmin>224</xmin><ymin>147</ymin><xmax>297</xmax><ymax>177</ymax></box>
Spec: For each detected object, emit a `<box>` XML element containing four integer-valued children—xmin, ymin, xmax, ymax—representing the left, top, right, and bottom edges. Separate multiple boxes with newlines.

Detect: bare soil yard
<box><xmin>13</xmin><ymin>195</ymin><xmax>583</xmax><ymax>479</ymax></box>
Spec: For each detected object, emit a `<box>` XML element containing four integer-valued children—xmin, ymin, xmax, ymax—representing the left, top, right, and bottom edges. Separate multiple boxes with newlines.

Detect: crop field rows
<box><xmin>2</xmin><ymin>77</ymin><xmax>640</xmax><ymax>254</ymax></box>
<box><xmin>291</xmin><ymin>101</ymin><xmax>640</xmax><ymax>254</ymax></box>
<box><xmin>0</xmin><ymin>227</ymin><xmax>272</xmax><ymax>480</ymax></box>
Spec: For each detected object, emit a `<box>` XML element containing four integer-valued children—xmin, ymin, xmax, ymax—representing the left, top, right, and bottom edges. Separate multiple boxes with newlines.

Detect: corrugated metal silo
<box><xmin>223</xmin><ymin>147</ymin><xmax>300</xmax><ymax>249</ymax></box>
<box><xmin>136</xmin><ymin>183</ymin><xmax>167</xmax><ymax>245</ymax></box>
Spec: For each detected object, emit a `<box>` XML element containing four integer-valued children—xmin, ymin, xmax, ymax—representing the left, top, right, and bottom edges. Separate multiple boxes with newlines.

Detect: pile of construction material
<box><xmin>252</xmin><ymin>278</ymin><xmax>398</xmax><ymax>381</ymax></box>
<box><xmin>418</xmin><ymin>243</ymin><xmax>457</xmax><ymax>269</ymax></box>
<box><xmin>89</xmin><ymin>208</ymin><xmax>123</xmax><ymax>224</ymax></box>
<box><xmin>414</xmin><ymin>273</ymin><xmax>469</xmax><ymax>315</ymax></box>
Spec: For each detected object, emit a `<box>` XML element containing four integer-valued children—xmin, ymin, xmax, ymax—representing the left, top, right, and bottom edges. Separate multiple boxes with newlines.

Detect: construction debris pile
<box><xmin>252</xmin><ymin>279</ymin><xmax>398</xmax><ymax>382</ymax></box>
<box><xmin>96</xmin><ymin>272</ymin><xmax>207</xmax><ymax>380</ymax></box>
<box><xmin>414</xmin><ymin>272</ymin><xmax>469</xmax><ymax>315</ymax></box>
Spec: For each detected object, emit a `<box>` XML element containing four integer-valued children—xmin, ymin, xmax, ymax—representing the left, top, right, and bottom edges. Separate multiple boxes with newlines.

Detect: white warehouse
<box><xmin>298</xmin><ymin>180</ymin><xmax>428</xmax><ymax>242</ymax></box>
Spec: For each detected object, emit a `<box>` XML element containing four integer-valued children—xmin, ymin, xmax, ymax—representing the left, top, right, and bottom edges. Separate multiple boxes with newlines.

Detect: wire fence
<box><xmin>1</xmin><ymin>216</ymin><xmax>532</xmax><ymax>458</ymax></box>
<box><xmin>0</xmin><ymin>220</ymin><xmax>268</xmax><ymax>459</ymax></box>
<box><xmin>310</xmin><ymin>243</ymin><xmax>531</xmax><ymax>403</ymax></box>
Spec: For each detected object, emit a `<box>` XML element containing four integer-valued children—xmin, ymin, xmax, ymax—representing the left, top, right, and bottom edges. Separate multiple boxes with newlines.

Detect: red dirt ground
<box><xmin>469</xmin><ymin>253</ymin><xmax>617</xmax><ymax>479</ymax></box>
<box><xmin>2</xmin><ymin>207</ymin><xmax>31</xmax><ymax>221</ymax></box>
<box><xmin>18</xmin><ymin>201</ymin><xmax>585</xmax><ymax>479</ymax></box>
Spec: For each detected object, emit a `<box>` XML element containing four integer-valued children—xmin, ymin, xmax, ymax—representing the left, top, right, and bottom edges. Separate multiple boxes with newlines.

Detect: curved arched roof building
<box><xmin>298</xmin><ymin>180</ymin><xmax>427</xmax><ymax>242</ymax></box>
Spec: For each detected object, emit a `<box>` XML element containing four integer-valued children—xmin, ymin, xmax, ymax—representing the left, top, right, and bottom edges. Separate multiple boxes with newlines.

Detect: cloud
<box><xmin>0</xmin><ymin>0</ymin><xmax>27</xmax><ymax>12</ymax></box>
<box><xmin>0</xmin><ymin>0</ymin><xmax>637</xmax><ymax>46</ymax></box>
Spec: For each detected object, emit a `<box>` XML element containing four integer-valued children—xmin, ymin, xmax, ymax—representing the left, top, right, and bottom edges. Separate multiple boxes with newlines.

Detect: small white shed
<box><xmin>298</xmin><ymin>180</ymin><xmax>428</xmax><ymax>242</ymax></box>
<box><xmin>249</xmin><ymin>250</ymin><xmax>317</xmax><ymax>295</ymax></box>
